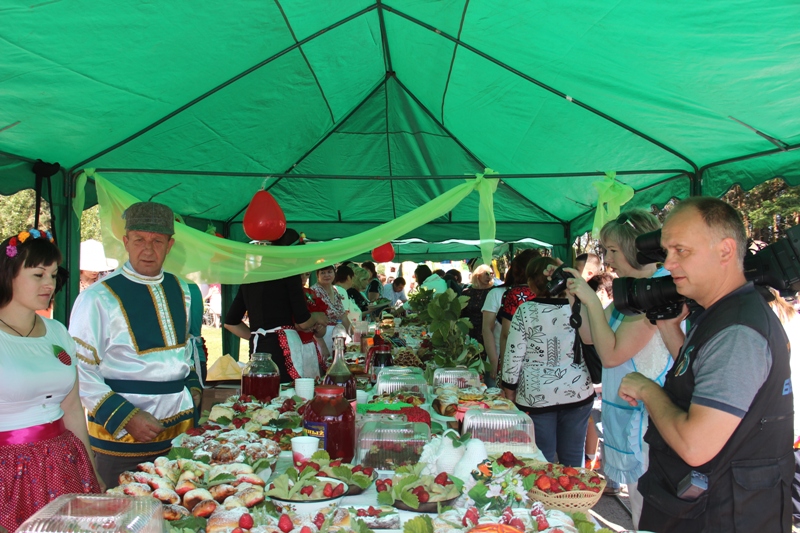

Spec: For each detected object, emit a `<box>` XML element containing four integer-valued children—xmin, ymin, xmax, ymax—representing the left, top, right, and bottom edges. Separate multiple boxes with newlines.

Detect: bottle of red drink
<box><xmin>303</xmin><ymin>385</ymin><xmax>355</xmax><ymax>462</ymax></box>
<box><xmin>323</xmin><ymin>334</ymin><xmax>356</xmax><ymax>400</ymax></box>
<box><xmin>241</xmin><ymin>352</ymin><xmax>280</xmax><ymax>402</ymax></box>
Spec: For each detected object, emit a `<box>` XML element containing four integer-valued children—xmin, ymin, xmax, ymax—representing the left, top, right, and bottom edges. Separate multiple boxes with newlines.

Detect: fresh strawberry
<box><xmin>232</xmin><ymin>528</ymin><xmax>244</xmax><ymax>533</ymax></box>
<box><xmin>299</xmin><ymin>485</ymin><xmax>314</xmax><ymax>496</ymax></box>
<box><xmin>558</xmin><ymin>475</ymin><xmax>571</xmax><ymax>490</ymax></box>
<box><xmin>517</xmin><ymin>466</ymin><xmax>534</xmax><ymax>477</ymax></box>
<box><xmin>434</xmin><ymin>472</ymin><xmax>452</xmax><ymax>486</ymax></box>
<box><xmin>357</xmin><ymin>509</ymin><xmax>367</xmax><ymax>517</ymax></box>
<box><xmin>239</xmin><ymin>513</ymin><xmax>254</xmax><ymax>529</ymax></box>
<box><xmin>535</xmin><ymin>476</ymin><xmax>551</xmax><ymax>491</ymax></box>
<box><xmin>55</xmin><ymin>350</ymin><xmax>72</xmax><ymax>366</ymax></box>
<box><xmin>313</xmin><ymin>513</ymin><xmax>325</xmax><ymax>529</ymax></box>
<box><xmin>375</xmin><ymin>479</ymin><xmax>387</xmax><ymax>492</ymax></box>
<box><xmin>362</xmin><ymin>467</ymin><xmax>374</xmax><ymax>477</ymax></box>
<box><xmin>278</xmin><ymin>514</ymin><xmax>293</xmax><ymax>533</ymax></box>
<box><xmin>562</xmin><ymin>466</ymin><xmax>579</xmax><ymax>476</ymax></box>
<box><xmin>412</xmin><ymin>486</ymin><xmax>430</xmax><ymax>503</ymax></box>
<box><xmin>462</xmin><ymin>507</ymin><xmax>480</xmax><ymax>526</ymax></box>
<box><xmin>530</xmin><ymin>502</ymin><xmax>546</xmax><ymax>517</ymax></box>
<box><xmin>238</xmin><ymin>394</ymin><xmax>252</xmax><ymax>402</ymax></box>
<box><xmin>508</xmin><ymin>517</ymin><xmax>526</xmax><ymax>531</ymax></box>
<box><xmin>232</xmin><ymin>403</ymin><xmax>247</xmax><ymax>413</ymax></box>
<box><xmin>367</xmin><ymin>506</ymin><xmax>381</xmax><ymax>517</ymax></box>
<box><xmin>332</xmin><ymin>483</ymin><xmax>345</xmax><ymax>497</ymax></box>
<box><xmin>383</xmin><ymin>479</ymin><xmax>392</xmax><ymax>488</ymax></box>
<box><xmin>323</xmin><ymin>483</ymin><xmax>334</xmax><ymax>498</ymax></box>
<box><xmin>576</xmin><ymin>481</ymin><xmax>588</xmax><ymax>491</ymax></box>
<box><xmin>535</xmin><ymin>514</ymin><xmax>550</xmax><ymax>531</ymax></box>
<box><xmin>299</xmin><ymin>527</ymin><xmax>312</xmax><ymax>533</ymax></box>
<box><xmin>589</xmin><ymin>476</ymin><xmax>602</xmax><ymax>484</ymax></box>
<box><xmin>305</xmin><ymin>461</ymin><xmax>320</xmax><ymax>471</ymax></box>
<box><xmin>185</xmin><ymin>427</ymin><xmax>204</xmax><ymax>436</ymax></box>
<box><xmin>351</xmin><ymin>465</ymin><xmax>363</xmax><ymax>473</ymax></box>
<box><xmin>330</xmin><ymin>459</ymin><xmax>342</xmax><ymax>467</ymax></box>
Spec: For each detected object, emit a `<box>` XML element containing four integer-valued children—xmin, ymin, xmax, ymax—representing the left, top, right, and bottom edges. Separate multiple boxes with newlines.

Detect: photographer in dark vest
<box><xmin>618</xmin><ymin>197</ymin><xmax>793</xmax><ymax>531</ymax></box>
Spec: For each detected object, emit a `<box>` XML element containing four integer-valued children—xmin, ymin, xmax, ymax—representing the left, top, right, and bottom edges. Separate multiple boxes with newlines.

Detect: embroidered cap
<box><xmin>123</xmin><ymin>202</ymin><xmax>175</xmax><ymax>236</ymax></box>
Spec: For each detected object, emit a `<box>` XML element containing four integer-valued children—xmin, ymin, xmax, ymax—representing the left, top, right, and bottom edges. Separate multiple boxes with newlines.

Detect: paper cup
<box><xmin>292</xmin><ymin>436</ymin><xmax>320</xmax><ymax>468</ymax></box>
<box><xmin>295</xmin><ymin>378</ymin><xmax>315</xmax><ymax>400</ymax></box>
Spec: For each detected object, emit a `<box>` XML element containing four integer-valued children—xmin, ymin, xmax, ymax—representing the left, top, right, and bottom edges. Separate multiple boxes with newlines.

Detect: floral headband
<box><xmin>6</xmin><ymin>229</ymin><xmax>54</xmax><ymax>258</ymax></box>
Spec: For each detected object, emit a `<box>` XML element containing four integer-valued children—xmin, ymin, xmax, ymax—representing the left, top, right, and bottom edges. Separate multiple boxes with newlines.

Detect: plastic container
<box><xmin>356</xmin><ymin>420</ymin><xmax>430</xmax><ymax>470</ymax></box>
<box><xmin>241</xmin><ymin>352</ymin><xmax>280</xmax><ymax>402</ymax></box>
<box><xmin>374</xmin><ymin>366</ymin><xmax>428</xmax><ymax>398</ymax></box>
<box><xmin>303</xmin><ymin>385</ymin><xmax>355</xmax><ymax>462</ymax></box>
<box><xmin>461</xmin><ymin>409</ymin><xmax>537</xmax><ymax>454</ymax></box>
<box><xmin>432</xmin><ymin>366</ymin><xmax>481</xmax><ymax>389</ymax></box>
<box><xmin>17</xmin><ymin>494</ymin><xmax>164</xmax><ymax>533</ymax></box>
<box><xmin>355</xmin><ymin>412</ymin><xmax>408</xmax><ymax>443</ymax></box>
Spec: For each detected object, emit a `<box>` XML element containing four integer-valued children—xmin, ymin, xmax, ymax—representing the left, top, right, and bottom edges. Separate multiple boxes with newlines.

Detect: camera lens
<box><xmin>613</xmin><ymin>276</ymin><xmax>682</xmax><ymax>316</ymax></box>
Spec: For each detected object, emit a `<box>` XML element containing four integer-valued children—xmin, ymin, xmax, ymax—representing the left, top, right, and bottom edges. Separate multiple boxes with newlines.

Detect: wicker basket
<box><xmin>528</xmin><ymin>477</ymin><xmax>606</xmax><ymax>513</ymax></box>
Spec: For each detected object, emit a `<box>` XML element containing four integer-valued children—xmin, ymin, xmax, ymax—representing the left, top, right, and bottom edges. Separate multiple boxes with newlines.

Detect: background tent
<box><xmin>2</xmin><ymin>0</ymin><xmax>800</xmax><ymax>326</ymax></box>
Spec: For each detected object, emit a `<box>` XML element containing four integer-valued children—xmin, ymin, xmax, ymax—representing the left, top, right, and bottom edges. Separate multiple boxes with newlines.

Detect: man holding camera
<box><xmin>618</xmin><ymin>197</ymin><xmax>792</xmax><ymax>531</ymax></box>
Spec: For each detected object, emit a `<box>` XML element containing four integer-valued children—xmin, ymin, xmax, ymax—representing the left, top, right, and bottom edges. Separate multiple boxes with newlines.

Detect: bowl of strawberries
<box><xmin>376</xmin><ymin>464</ymin><xmax>462</xmax><ymax>513</ymax></box>
<box><xmin>524</xmin><ymin>461</ymin><xmax>605</xmax><ymax>512</ymax></box>
<box><xmin>265</xmin><ymin>469</ymin><xmax>349</xmax><ymax>518</ymax></box>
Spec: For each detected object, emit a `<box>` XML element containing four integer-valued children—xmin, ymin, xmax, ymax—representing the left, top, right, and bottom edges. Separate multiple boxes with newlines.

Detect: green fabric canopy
<box><xmin>2</xmin><ymin>0</ymin><xmax>800</xmax><ymax>321</ymax></box>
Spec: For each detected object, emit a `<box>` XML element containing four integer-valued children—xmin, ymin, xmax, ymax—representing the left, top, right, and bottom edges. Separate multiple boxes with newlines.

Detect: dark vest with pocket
<box><xmin>639</xmin><ymin>283</ymin><xmax>793</xmax><ymax>532</ymax></box>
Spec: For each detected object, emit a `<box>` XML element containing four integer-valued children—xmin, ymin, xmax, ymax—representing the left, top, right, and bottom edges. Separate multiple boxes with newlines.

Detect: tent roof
<box><xmin>2</xmin><ymin>1</ymin><xmax>800</xmax><ymax>246</ymax></box>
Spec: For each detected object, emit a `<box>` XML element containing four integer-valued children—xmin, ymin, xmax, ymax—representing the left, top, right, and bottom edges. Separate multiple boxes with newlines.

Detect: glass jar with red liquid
<box><xmin>303</xmin><ymin>385</ymin><xmax>355</xmax><ymax>462</ymax></box>
<box><xmin>241</xmin><ymin>352</ymin><xmax>280</xmax><ymax>402</ymax></box>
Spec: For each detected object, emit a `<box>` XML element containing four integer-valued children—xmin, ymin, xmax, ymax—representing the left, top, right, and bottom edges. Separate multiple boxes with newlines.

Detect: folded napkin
<box><xmin>206</xmin><ymin>354</ymin><xmax>242</xmax><ymax>381</ymax></box>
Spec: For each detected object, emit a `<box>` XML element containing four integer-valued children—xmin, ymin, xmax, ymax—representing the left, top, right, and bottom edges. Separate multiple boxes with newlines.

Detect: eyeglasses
<box><xmin>616</xmin><ymin>213</ymin><xmax>638</xmax><ymax>231</ymax></box>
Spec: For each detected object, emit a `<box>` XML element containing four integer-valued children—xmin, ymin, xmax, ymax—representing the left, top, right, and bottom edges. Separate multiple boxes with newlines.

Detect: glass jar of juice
<box><xmin>241</xmin><ymin>352</ymin><xmax>280</xmax><ymax>402</ymax></box>
<box><xmin>303</xmin><ymin>385</ymin><xmax>355</xmax><ymax>462</ymax></box>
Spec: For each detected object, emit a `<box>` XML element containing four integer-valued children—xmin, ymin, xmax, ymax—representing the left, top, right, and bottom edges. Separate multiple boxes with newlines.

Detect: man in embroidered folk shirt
<box><xmin>69</xmin><ymin>202</ymin><xmax>201</xmax><ymax>487</ymax></box>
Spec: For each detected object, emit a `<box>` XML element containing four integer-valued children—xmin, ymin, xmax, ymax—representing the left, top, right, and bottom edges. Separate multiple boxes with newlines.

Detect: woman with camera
<box><xmin>557</xmin><ymin>209</ymin><xmax>673</xmax><ymax>528</ymax></box>
<box><xmin>501</xmin><ymin>256</ymin><xmax>595</xmax><ymax>468</ymax></box>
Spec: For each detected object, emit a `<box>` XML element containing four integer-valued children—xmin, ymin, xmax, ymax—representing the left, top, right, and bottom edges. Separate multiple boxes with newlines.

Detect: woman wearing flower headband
<box><xmin>0</xmin><ymin>230</ymin><xmax>102</xmax><ymax>530</ymax></box>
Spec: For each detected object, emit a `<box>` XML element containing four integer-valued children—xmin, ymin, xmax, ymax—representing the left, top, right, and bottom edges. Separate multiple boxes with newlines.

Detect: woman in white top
<box><xmin>0</xmin><ymin>230</ymin><xmax>102</xmax><ymax>531</ymax></box>
<box><xmin>558</xmin><ymin>210</ymin><xmax>673</xmax><ymax>528</ymax></box>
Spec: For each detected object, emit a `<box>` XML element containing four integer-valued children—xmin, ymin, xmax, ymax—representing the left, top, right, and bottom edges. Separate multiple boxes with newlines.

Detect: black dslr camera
<box><xmin>546</xmin><ymin>266</ymin><xmax>574</xmax><ymax>296</ymax></box>
<box><xmin>613</xmin><ymin>224</ymin><xmax>800</xmax><ymax>319</ymax></box>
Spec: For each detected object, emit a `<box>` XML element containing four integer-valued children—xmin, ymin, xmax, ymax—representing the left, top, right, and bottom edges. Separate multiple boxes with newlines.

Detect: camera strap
<box><xmin>570</xmin><ymin>299</ymin><xmax>583</xmax><ymax>366</ymax></box>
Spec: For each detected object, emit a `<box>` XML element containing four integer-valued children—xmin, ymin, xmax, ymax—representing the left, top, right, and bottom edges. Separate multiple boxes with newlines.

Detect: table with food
<box><xmin>17</xmin><ymin>314</ymin><xmax>614</xmax><ymax>533</ymax></box>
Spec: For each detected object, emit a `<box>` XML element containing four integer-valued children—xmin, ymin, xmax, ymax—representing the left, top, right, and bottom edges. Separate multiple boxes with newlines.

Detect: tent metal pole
<box><xmin>381</xmin><ymin>3</ymin><xmax>699</xmax><ymax>175</ymax></box>
<box><xmin>376</xmin><ymin>0</ymin><xmax>394</xmax><ymax>74</ymax></box>
<box><xmin>440</xmin><ymin>0</ymin><xmax>471</xmax><ymax>123</ymax></box>
<box><xmin>91</xmin><ymin>168</ymin><xmax>688</xmax><ymax>179</ymax></box>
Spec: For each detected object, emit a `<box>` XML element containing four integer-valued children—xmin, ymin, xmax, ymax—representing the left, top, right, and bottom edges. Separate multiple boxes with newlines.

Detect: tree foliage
<box><xmin>0</xmin><ymin>190</ymin><xmax>102</xmax><ymax>243</ymax></box>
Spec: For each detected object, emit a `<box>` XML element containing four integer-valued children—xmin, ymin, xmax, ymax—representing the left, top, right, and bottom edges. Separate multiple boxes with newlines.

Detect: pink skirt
<box><xmin>0</xmin><ymin>420</ymin><xmax>101</xmax><ymax>531</ymax></box>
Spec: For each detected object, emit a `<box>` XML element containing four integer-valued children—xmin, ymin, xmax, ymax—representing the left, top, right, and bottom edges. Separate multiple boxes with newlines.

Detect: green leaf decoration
<box><xmin>271</xmin><ymin>415</ymin><xmax>302</xmax><ymax>429</ymax></box>
<box><xmin>214</xmin><ymin>416</ymin><xmax>231</xmax><ymax>426</ymax></box>
<box><xmin>250</xmin><ymin>457</ymin><xmax>273</xmax><ymax>474</ymax></box>
<box><xmin>166</xmin><ymin>515</ymin><xmax>207</xmax><ymax>532</ymax></box>
<box><xmin>206</xmin><ymin>473</ymin><xmax>237</xmax><ymax>487</ymax></box>
<box><xmin>167</xmin><ymin>447</ymin><xmax>193</xmax><ymax>460</ymax></box>
<box><xmin>403</xmin><ymin>515</ymin><xmax>434</xmax><ymax>533</ymax></box>
<box><xmin>399</xmin><ymin>489</ymin><xmax>420</xmax><ymax>509</ymax></box>
<box><xmin>311</xmin><ymin>450</ymin><xmax>331</xmax><ymax>461</ymax></box>
<box><xmin>376</xmin><ymin>490</ymin><xmax>394</xmax><ymax>506</ymax></box>
<box><xmin>350</xmin><ymin>518</ymin><xmax>375</xmax><ymax>533</ymax></box>
<box><xmin>468</xmin><ymin>482</ymin><xmax>491</xmax><ymax>507</ymax></box>
<box><xmin>522</xmin><ymin>473</ymin><xmax>536</xmax><ymax>491</ymax></box>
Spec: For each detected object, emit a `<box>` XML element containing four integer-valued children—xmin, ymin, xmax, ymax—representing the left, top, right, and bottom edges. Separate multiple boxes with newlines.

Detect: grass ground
<box><xmin>202</xmin><ymin>325</ymin><xmax>250</xmax><ymax>368</ymax></box>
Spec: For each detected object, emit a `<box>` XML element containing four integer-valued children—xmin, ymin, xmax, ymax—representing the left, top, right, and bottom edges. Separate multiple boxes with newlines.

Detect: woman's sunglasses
<box><xmin>616</xmin><ymin>213</ymin><xmax>638</xmax><ymax>231</ymax></box>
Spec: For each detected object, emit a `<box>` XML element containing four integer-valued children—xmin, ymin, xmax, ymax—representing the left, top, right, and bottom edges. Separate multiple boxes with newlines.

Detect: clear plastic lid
<box><xmin>355</xmin><ymin>412</ymin><xmax>408</xmax><ymax>442</ymax></box>
<box><xmin>356</xmin><ymin>420</ymin><xmax>431</xmax><ymax>470</ymax></box>
<box><xmin>461</xmin><ymin>409</ymin><xmax>537</xmax><ymax>454</ymax></box>
<box><xmin>374</xmin><ymin>367</ymin><xmax>428</xmax><ymax>398</ymax></box>
<box><xmin>432</xmin><ymin>366</ymin><xmax>481</xmax><ymax>388</ymax></box>
<box><xmin>17</xmin><ymin>494</ymin><xmax>165</xmax><ymax>533</ymax></box>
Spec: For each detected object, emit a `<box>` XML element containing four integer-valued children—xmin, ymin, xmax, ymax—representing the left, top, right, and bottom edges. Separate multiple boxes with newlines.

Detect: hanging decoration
<box><xmin>371</xmin><ymin>242</ymin><xmax>395</xmax><ymax>262</ymax></box>
<box><xmin>591</xmin><ymin>171</ymin><xmax>634</xmax><ymax>239</ymax></box>
<box><xmin>243</xmin><ymin>187</ymin><xmax>286</xmax><ymax>241</ymax></box>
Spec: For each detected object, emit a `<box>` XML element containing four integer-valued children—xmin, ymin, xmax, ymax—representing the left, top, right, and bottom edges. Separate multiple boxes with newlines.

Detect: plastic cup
<box><xmin>356</xmin><ymin>389</ymin><xmax>368</xmax><ymax>404</ymax></box>
<box><xmin>294</xmin><ymin>378</ymin><xmax>315</xmax><ymax>400</ymax></box>
<box><xmin>291</xmin><ymin>436</ymin><xmax>320</xmax><ymax>468</ymax></box>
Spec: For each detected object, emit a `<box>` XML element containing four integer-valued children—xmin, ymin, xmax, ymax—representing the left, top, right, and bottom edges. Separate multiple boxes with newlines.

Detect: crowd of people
<box><xmin>0</xmin><ymin>196</ymin><xmax>796</xmax><ymax>531</ymax></box>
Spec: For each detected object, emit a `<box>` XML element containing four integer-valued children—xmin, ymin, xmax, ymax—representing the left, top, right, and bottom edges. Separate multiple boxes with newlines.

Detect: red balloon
<box><xmin>243</xmin><ymin>190</ymin><xmax>286</xmax><ymax>241</ymax></box>
<box><xmin>372</xmin><ymin>242</ymin><xmax>395</xmax><ymax>263</ymax></box>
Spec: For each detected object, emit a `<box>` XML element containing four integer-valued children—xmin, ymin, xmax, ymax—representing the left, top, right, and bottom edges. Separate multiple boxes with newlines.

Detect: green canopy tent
<box><xmin>2</xmin><ymin>0</ymin><xmax>800</xmax><ymax>331</ymax></box>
